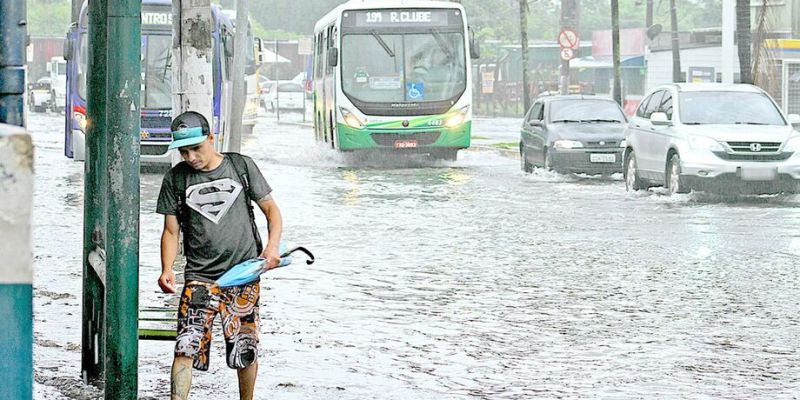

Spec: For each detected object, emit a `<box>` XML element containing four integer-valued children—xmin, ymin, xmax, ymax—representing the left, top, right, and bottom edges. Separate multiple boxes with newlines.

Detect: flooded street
<box><xmin>30</xmin><ymin>111</ymin><xmax>800</xmax><ymax>399</ymax></box>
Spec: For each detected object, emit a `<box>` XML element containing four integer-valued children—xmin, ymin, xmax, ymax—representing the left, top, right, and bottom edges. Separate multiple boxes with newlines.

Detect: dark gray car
<box><xmin>520</xmin><ymin>95</ymin><xmax>628</xmax><ymax>175</ymax></box>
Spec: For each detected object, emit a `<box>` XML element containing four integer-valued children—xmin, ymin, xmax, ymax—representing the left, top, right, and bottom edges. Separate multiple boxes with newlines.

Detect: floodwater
<box><xmin>29</xmin><ymin>110</ymin><xmax>800</xmax><ymax>399</ymax></box>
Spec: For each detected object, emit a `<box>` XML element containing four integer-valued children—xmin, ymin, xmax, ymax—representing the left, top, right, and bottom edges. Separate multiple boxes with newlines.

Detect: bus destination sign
<box><xmin>351</xmin><ymin>9</ymin><xmax>455</xmax><ymax>28</ymax></box>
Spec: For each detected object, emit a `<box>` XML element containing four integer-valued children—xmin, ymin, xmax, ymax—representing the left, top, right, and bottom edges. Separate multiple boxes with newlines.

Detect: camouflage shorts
<box><xmin>175</xmin><ymin>280</ymin><xmax>260</xmax><ymax>370</ymax></box>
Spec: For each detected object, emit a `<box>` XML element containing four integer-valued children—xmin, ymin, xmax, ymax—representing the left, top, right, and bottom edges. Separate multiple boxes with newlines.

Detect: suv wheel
<box><xmin>666</xmin><ymin>153</ymin><xmax>689</xmax><ymax>195</ymax></box>
<box><xmin>624</xmin><ymin>151</ymin><xmax>645</xmax><ymax>191</ymax></box>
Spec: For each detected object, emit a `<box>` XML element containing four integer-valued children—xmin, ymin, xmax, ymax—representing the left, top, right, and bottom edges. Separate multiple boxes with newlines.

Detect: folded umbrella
<box><xmin>215</xmin><ymin>244</ymin><xmax>315</xmax><ymax>288</ymax></box>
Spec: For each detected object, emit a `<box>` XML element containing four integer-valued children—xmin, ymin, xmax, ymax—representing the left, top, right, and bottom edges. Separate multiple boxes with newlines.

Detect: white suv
<box><xmin>623</xmin><ymin>83</ymin><xmax>800</xmax><ymax>195</ymax></box>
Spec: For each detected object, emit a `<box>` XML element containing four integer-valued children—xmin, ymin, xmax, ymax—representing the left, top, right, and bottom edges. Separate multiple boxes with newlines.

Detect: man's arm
<box><xmin>159</xmin><ymin>215</ymin><xmax>180</xmax><ymax>293</ymax></box>
<box><xmin>256</xmin><ymin>196</ymin><xmax>283</xmax><ymax>269</ymax></box>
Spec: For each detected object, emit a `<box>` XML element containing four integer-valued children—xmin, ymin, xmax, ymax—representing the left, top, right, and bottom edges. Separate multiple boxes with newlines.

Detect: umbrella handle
<box><xmin>280</xmin><ymin>246</ymin><xmax>315</xmax><ymax>265</ymax></box>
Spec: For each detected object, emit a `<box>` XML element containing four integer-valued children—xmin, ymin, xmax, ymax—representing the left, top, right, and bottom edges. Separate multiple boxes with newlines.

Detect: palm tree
<box><xmin>736</xmin><ymin>0</ymin><xmax>752</xmax><ymax>84</ymax></box>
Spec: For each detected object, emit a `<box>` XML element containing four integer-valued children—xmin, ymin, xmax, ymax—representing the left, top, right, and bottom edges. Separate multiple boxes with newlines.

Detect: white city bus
<box><xmin>313</xmin><ymin>0</ymin><xmax>480</xmax><ymax>160</ymax></box>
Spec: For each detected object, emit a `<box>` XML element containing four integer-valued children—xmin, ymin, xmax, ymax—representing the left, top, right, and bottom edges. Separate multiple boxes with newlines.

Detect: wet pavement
<box><xmin>29</xmin><ymin>110</ymin><xmax>800</xmax><ymax>399</ymax></box>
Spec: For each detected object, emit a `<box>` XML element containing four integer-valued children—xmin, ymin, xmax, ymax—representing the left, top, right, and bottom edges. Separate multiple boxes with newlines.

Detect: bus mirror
<box><xmin>468</xmin><ymin>27</ymin><xmax>481</xmax><ymax>59</ymax></box>
<box><xmin>327</xmin><ymin>47</ymin><xmax>339</xmax><ymax>67</ymax></box>
<box><xmin>255</xmin><ymin>38</ymin><xmax>264</xmax><ymax>65</ymax></box>
<box><xmin>63</xmin><ymin>36</ymin><xmax>73</xmax><ymax>61</ymax></box>
<box><xmin>470</xmin><ymin>40</ymin><xmax>481</xmax><ymax>59</ymax></box>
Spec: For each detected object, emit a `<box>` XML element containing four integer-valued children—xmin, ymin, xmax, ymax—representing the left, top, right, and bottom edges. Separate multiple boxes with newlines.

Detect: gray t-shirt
<box><xmin>156</xmin><ymin>154</ymin><xmax>272</xmax><ymax>283</ymax></box>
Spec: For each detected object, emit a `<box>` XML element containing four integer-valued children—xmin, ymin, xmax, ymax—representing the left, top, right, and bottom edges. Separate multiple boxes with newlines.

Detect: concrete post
<box><xmin>172</xmin><ymin>0</ymin><xmax>214</xmax><ymax>145</ymax></box>
<box><xmin>0</xmin><ymin>124</ymin><xmax>34</xmax><ymax>400</ymax></box>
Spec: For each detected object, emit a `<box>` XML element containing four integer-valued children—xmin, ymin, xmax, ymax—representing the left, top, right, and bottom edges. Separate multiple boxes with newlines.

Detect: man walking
<box><xmin>157</xmin><ymin>111</ymin><xmax>282</xmax><ymax>400</ymax></box>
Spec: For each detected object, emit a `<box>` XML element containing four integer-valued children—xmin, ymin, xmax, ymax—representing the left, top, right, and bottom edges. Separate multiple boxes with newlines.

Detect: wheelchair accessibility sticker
<box><xmin>406</xmin><ymin>82</ymin><xmax>424</xmax><ymax>100</ymax></box>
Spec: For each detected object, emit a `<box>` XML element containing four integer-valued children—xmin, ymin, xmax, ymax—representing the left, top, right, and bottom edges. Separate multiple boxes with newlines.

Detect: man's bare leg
<box><xmin>171</xmin><ymin>356</ymin><xmax>194</xmax><ymax>400</ymax></box>
<box><xmin>237</xmin><ymin>361</ymin><xmax>258</xmax><ymax>400</ymax></box>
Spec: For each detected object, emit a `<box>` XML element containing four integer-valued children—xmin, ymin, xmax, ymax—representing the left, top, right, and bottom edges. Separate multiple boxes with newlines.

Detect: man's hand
<box><xmin>259</xmin><ymin>247</ymin><xmax>281</xmax><ymax>270</ymax></box>
<box><xmin>158</xmin><ymin>269</ymin><xmax>177</xmax><ymax>294</ymax></box>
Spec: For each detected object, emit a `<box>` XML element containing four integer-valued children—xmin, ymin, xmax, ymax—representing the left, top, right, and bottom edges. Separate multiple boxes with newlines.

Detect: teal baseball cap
<box><xmin>168</xmin><ymin>126</ymin><xmax>207</xmax><ymax>150</ymax></box>
<box><xmin>169</xmin><ymin>111</ymin><xmax>211</xmax><ymax>150</ymax></box>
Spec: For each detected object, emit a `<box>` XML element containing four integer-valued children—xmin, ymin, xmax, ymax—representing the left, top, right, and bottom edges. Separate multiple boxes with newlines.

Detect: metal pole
<box><xmin>721</xmin><ymin>0</ymin><xmax>735</xmax><ymax>83</ymax></box>
<box><xmin>670</xmin><ymin>0</ymin><xmax>682</xmax><ymax>82</ymax></box>
<box><xmin>519</xmin><ymin>0</ymin><xmax>530</xmax><ymax>112</ymax></box>
<box><xmin>560</xmin><ymin>0</ymin><xmax>579</xmax><ymax>95</ymax></box>
<box><xmin>0</xmin><ymin>124</ymin><xmax>33</xmax><ymax>400</ymax></box>
<box><xmin>83</xmin><ymin>0</ymin><xmax>109</xmax><ymax>384</ymax></box>
<box><xmin>646</xmin><ymin>0</ymin><xmax>653</xmax><ymax>28</ymax></box>
<box><xmin>228</xmin><ymin>0</ymin><xmax>249</xmax><ymax>153</ymax></box>
<box><xmin>611</xmin><ymin>0</ymin><xmax>622</xmax><ymax>105</ymax></box>
<box><xmin>275</xmin><ymin>39</ymin><xmax>280</xmax><ymax>122</ymax></box>
<box><xmin>0</xmin><ymin>0</ymin><xmax>27</xmax><ymax>127</ymax></box>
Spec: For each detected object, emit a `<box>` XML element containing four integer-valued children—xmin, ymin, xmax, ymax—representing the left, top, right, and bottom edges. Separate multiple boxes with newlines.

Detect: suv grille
<box><xmin>725</xmin><ymin>141</ymin><xmax>782</xmax><ymax>153</ymax></box>
<box><xmin>713</xmin><ymin>151</ymin><xmax>793</xmax><ymax>162</ymax></box>
<box><xmin>371</xmin><ymin>131</ymin><xmax>441</xmax><ymax>147</ymax></box>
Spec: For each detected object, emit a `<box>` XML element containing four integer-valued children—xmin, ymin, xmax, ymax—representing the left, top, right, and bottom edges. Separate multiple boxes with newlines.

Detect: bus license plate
<box><xmin>590</xmin><ymin>153</ymin><xmax>615</xmax><ymax>163</ymax></box>
<box><xmin>394</xmin><ymin>140</ymin><xmax>418</xmax><ymax>149</ymax></box>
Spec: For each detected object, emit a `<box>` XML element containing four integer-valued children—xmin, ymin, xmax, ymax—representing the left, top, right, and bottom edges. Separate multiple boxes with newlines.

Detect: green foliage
<box><xmin>27</xmin><ymin>0</ymin><xmax>71</xmax><ymax>37</ymax></box>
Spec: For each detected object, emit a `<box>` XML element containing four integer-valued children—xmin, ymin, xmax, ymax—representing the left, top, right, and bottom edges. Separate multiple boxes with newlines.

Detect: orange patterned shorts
<box><xmin>175</xmin><ymin>280</ymin><xmax>260</xmax><ymax>370</ymax></box>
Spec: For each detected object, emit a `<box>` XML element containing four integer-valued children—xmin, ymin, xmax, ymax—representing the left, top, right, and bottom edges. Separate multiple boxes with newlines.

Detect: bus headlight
<box><xmin>444</xmin><ymin>106</ymin><xmax>469</xmax><ymax>128</ymax></box>
<box><xmin>74</xmin><ymin>111</ymin><xmax>88</xmax><ymax>132</ymax></box>
<box><xmin>340</xmin><ymin>107</ymin><xmax>364</xmax><ymax>129</ymax></box>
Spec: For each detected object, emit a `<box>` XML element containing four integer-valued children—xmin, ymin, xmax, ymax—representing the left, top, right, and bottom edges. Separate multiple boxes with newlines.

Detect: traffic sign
<box><xmin>558</xmin><ymin>28</ymin><xmax>579</xmax><ymax>49</ymax></box>
<box><xmin>560</xmin><ymin>47</ymin><xmax>575</xmax><ymax>61</ymax></box>
<box><xmin>298</xmin><ymin>37</ymin><xmax>313</xmax><ymax>55</ymax></box>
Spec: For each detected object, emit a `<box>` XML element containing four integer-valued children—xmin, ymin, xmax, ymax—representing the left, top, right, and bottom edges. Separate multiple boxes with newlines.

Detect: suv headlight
<box><xmin>339</xmin><ymin>107</ymin><xmax>364</xmax><ymax>129</ymax></box>
<box><xmin>782</xmin><ymin>136</ymin><xmax>800</xmax><ymax>153</ymax></box>
<box><xmin>553</xmin><ymin>140</ymin><xmax>583</xmax><ymax>149</ymax></box>
<box><xmin>688</xmin><ymin>135</ymin><xmax>724</xmax><ymax>152</ymax></box>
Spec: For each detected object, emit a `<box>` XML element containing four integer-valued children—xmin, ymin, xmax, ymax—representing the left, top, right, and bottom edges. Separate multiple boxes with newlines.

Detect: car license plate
<box><xmin>590</xmin><ymin>153</ymin><xmax>615</xmax><ymax>163</ymax></box>
<box><xmin>394</xmin><ymin>140</ymin><xmax>418</xmax><ymax>149</ymax></box>
<box><xmin>741</xmin><ymin>167</ymin><xmax>777</xmax><ymax>181</ymax></box>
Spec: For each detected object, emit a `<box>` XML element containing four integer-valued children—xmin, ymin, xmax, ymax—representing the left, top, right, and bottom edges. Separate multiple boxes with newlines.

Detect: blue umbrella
<box><xmin>215</xmin><ymin>244</ymin><xmax>315</xmax><ymax>288</ymax></box>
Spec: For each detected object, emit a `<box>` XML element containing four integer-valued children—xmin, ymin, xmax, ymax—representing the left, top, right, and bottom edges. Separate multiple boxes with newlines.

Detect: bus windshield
<box><xmin>341</xmin><ymin>31</ymin><xmax>466</xmax><ymax>104</ymax></box>
<box><xmin>78</xmin><ymin>32</ymin><xmax>172</xmax><ymax>109</ymax></box>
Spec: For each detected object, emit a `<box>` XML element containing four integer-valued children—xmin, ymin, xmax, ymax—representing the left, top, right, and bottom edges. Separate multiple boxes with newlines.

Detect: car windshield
<box><xmin>549</xmin><ymin>99</ymin><xmax>626</xmax><ymax>123</ymax></box>
<box><xmin>679</xmin><ymin>91</ymin><xmax>786</xmax><ymax>125</ymax></box>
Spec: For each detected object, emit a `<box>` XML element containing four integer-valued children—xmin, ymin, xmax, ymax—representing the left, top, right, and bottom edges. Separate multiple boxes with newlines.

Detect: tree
<box><xmin>736</xmin><ymin>0</ymin><xmax>752</xmax><ymax>84</ymax></box>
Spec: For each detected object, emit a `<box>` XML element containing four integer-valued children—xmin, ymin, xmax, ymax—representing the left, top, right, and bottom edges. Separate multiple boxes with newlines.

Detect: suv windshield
<box><xmin>679</xmin><ymin>91</ymin><xmax>785</xmax><ymax>125</ymax></box>
<box><xmin>549</xmin><ymin>99</ymin><xmax>626</xmax><ymax>123</ymax></box>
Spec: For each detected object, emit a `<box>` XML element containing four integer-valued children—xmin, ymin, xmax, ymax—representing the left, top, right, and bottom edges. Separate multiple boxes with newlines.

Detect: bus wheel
<box><xmin>430</xmin><ymin>149</ymin><xmax>458</xmax><ymax>161</ymax></box>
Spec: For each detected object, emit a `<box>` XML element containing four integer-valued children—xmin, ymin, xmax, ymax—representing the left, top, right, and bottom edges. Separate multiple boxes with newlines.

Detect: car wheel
<box><xmin>520</xmin><ymin>144</ymin><xmax>533</xmax><ymax>173</ymax></box>
<box><xmin>666</xmin><ymin>153</ymin><xmax>689</xmax><ymax>195</ymax></box>
<box><xmin>543</xmin><ymin>148</ymin><xmax>553</xmax><ymax>171</ymax></box>
<box><xmin>624</xmin><ymin>150</ymin><xmax>646</xmax><ymax>191</ymax></box>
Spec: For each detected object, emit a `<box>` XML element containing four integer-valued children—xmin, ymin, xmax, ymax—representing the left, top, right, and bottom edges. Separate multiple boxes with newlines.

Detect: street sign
<box><xmin>558</xmin><ymin>28</ymin><xmax>579</xmax><ymax>50</ymax></box>
<box><xmin>560</xmin><ymin>47</ymin><xmax>575</xmax><ymax>61</ymax></box>
<box><xmin>298</xmin><ymin>37</ymin><xmax>313</xmax><ymax>56</ymax></box>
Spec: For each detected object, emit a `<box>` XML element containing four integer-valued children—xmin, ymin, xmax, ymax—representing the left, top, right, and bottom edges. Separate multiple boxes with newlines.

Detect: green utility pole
<box><xmin>82</xmin><ymin>0</ymin><xmax>109</xmax><ymax>384</ymax></box>
<box><xmin>82</xmin><ymin>0</ymin><xmax>141</xmax><ymax>397</ymax></box>
<box><xmin>104</xmin><ymin>0</ymin><xmax>141</xmax><ymax>397</ymax></box>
